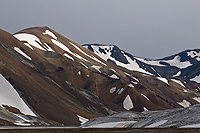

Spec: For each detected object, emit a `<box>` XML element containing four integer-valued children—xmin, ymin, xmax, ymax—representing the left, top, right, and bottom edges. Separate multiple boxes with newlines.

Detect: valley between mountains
<box><xmin>0</xmin><ymin>26</ymin><xmax>200</xmax><ymax>127</ymax></box>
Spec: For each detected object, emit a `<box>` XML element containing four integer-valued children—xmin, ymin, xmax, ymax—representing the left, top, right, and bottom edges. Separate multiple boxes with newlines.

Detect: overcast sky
<box><xmin>1</xmin><ymin>0</ymin><xmax>200</xmax><ymax>59</ymax></box>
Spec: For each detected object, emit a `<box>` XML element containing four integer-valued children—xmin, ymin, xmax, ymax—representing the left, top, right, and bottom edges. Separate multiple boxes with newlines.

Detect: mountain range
<box><xmin>0</xmin><ymin>26</ymin><xmax>200</xmax><ymax>126</ymax></box>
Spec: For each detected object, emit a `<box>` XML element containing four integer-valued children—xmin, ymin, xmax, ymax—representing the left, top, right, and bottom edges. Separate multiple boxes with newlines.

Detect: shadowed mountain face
<box><xmin>83</xmin><ymin>44</ymin><xmax>200</xmax><ymax>80</ymax></box>
<box><xmin>0</xmin><ymin>27</ymin><xmax>200</xmax><ymax>126</ymax></box>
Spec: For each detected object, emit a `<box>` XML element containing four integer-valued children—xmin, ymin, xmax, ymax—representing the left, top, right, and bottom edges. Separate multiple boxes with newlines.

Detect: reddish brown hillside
<box><xmin>0</xmin><ymin>27</ymin><xmax>199</xmax><ymax>126</ymax></box>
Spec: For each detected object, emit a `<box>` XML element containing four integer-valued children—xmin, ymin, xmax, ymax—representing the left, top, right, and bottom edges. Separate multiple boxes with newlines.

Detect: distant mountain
<box><xmin>83</xmin><ymin>44</ymin><xmax>200</xmax><ymax>83</ymax></box>
<box><xmin>0</xmin><ymin>27</ymin><xmax>200</xmax><ymax>126</ymax></box>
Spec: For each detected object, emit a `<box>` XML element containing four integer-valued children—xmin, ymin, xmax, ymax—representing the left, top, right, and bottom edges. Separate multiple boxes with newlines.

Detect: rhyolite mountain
<box><xmin>0</xmin><ymin>27</ymin><xmax>200</xmax><ymax>126</ymax></box>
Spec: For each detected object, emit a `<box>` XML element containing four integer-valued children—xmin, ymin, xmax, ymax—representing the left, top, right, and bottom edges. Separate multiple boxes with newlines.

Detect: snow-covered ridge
<box><xmin>84</xmin><ymin>44</ymin><xmax>199</xmax><ymax>80</ymax></box>
<box><xmin>84</xmin><ymin>45</ymin><xmax>153</xmax><ymax>75</ymax></box>
<box><xmin>162</xmin><ymin>55</ymin><xmax>192</xmax><ymax>69</ymax></box>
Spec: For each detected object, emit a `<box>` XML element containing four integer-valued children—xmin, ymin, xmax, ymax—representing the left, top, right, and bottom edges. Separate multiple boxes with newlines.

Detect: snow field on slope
<box><xmin>14</xmin><ymin>47</ymin><xmax>31</xmax><ymax>60</ymax></box>
<box><xmin>162</xmin><ymin>55</ymin><xmax>192</xmax><ymax>69</ymax></box>
<box><xmin>0</xmin><ymin>74</ymin><xmax>36</xmax><ymax>116</ymax></box>
<box><xmin>123</xmin><ymin>95</ymin><xmax>133</xmax><ymax>110</ymax></box>
<box><xmin>14</xmin><ymin>33</ymin><xmax>46</xmax><ymax>51</ymax></box>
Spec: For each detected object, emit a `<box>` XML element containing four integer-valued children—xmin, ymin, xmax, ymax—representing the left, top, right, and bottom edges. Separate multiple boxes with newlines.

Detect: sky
<box><xmin>1</xmin><ymin>0</ymin><xmax>200</xmax><ymax>59</ymax></box>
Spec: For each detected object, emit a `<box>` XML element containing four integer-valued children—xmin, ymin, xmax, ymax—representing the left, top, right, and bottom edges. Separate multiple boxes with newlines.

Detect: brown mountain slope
<box><xmin>0</xmin><ymin>29</ymin><xmax>112</xmax><ymax>126</ymax></box>
<box><xmin>0</xmin><ymin>27</ymin><xmax>199</xmax><ymax>126</ymax></box>
<box><xmin>13</xmin><ymin>27</ymin><xmax>200</xmax><ymax>111</ymax></box>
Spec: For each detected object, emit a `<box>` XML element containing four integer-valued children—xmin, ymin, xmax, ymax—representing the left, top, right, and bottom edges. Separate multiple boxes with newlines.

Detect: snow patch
<box><xmin>77</xmin><ymin>115</ymin><xmax>88</xmax><ymax>125</ymax></box>
<box><xmin>162</xmin><ymin>55</ymin><xmax>192</xmax><ymax>69</ymax></box>
<box><xmin>14</xmin><ymin>47</ymin><xmax>31</xmax><ymax>60</ymax></box>
<box><xmin>124</xmin><ymin>72</ymin><xmax>131</xmax><ymax>77</ymax></box>
<box><xmin>110</xmin><ymin>74</ymin><xmax>119</xmax><ymax>79</ymax></box>
<box><xmin>43</xmin><ymin>30</ymin><xmax>57</xmax><ymax>40</ymax></box>
<box><xmin>193</xmin><ymin>97</ymin><xmax>200</xmax><ymax>103</ymax></box>
<box><xmin>173</xmin><ymin>71</ymin><xmax>181</xmax><ymax>77</ymax></box>
<box><xmin>118</xmin><ymin>88</ymin><xmax>124</xmax><ymax>94</ymax></box>
<box><xmin>151</xmin><ymin>67</ymin><xmax>161</xmax><ymax>77</ymax></box>
<box><xmin>171</xmin><ymin>79</ymin><xmax>185</xmax><ymax>87</ymax></box>
<box><xmin>43</xmin><ymin>42</ymin><xmax>54</xmax><ymax>52</ymax></box>
<box><xmin>190</xmin><ymin>75</ymin><xmax>200</xmax><ymax>83</ymax></box>
<box><xmin>132</xmin><ymin>77</ymin><xmax>139</xmax><ymax>82</ymax></box>
<box><xmin>78</xmin><ymin>71</ymin><xmax>81</xmax><ymax>75</ymax></box>
<box><xmin>141</xmin><ymin>93</ymin><xmax>150</xmax><ymax>101</ymax></box>
<box><xmin>0</xmin><ymin>74</ymin><xmax>36</xmax><ymax>116</ymax></box>
<box><xmin>131</xmin><ymin>81</ymin><xmax>138</xmax><ymax>84</ymax></box>
<box><xmin>24</xmin><ymin>43</ymin><xmax>33</xmax><ymax>50</ymax></box>
<box><xmin>135</xmin><ymin>57</ymin><xmax>165</xmax><ymax>67</ymax></box>
<box><xmin>14</xmin><ymin>33</ymin><xmax>46</xmax><ymax>51</ymax></box>
<box><xmin>128</xmin><ymin>84</ymin><xmax>134</xmax><ymax>88</ymax></box>
<box><xmin>110</xmin><ymin>87</ymin><xmax>116</xmax><ymax>93</ymax></box>
<box><xmin>123</xmin><ymin>95</ymin><xmax>134</xmax><ymax>110</ymax></box>
<box><xmin>80</xmin><ymin>62</ymin><xmax>88</xmax><ymax>68</ymax></box>
<box><xmin>91</xmin><ymin>65</ymin><xmax>102</xmax><ymax>72</ymax></box>
<box><xmin>157</xmin><ymin>77</ymin><xmax>169</xmax><ymax>85</ymax></box>
<box><xmin>64</xmin><ymin>53</ymin><xmax>74</xmax><ymax>60</ymax></box>
<box><xmin>110</xmin><ymin>69</ymin><xmax>116</xmax><ymax>72</ymax></box>
<box><xmin>14</xmin><ymin>121</ymin><xmax>31</xmax><ymax>126</ymax></box>
<box><xmin>143</xmin><ymin>107</ymin><xmax>149</xmax><ymax>111</ymax></box>
<box><xmin>177</xmin><ymin>100</ymin><xmax>191</xmax><ymax>108</ymax></box>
